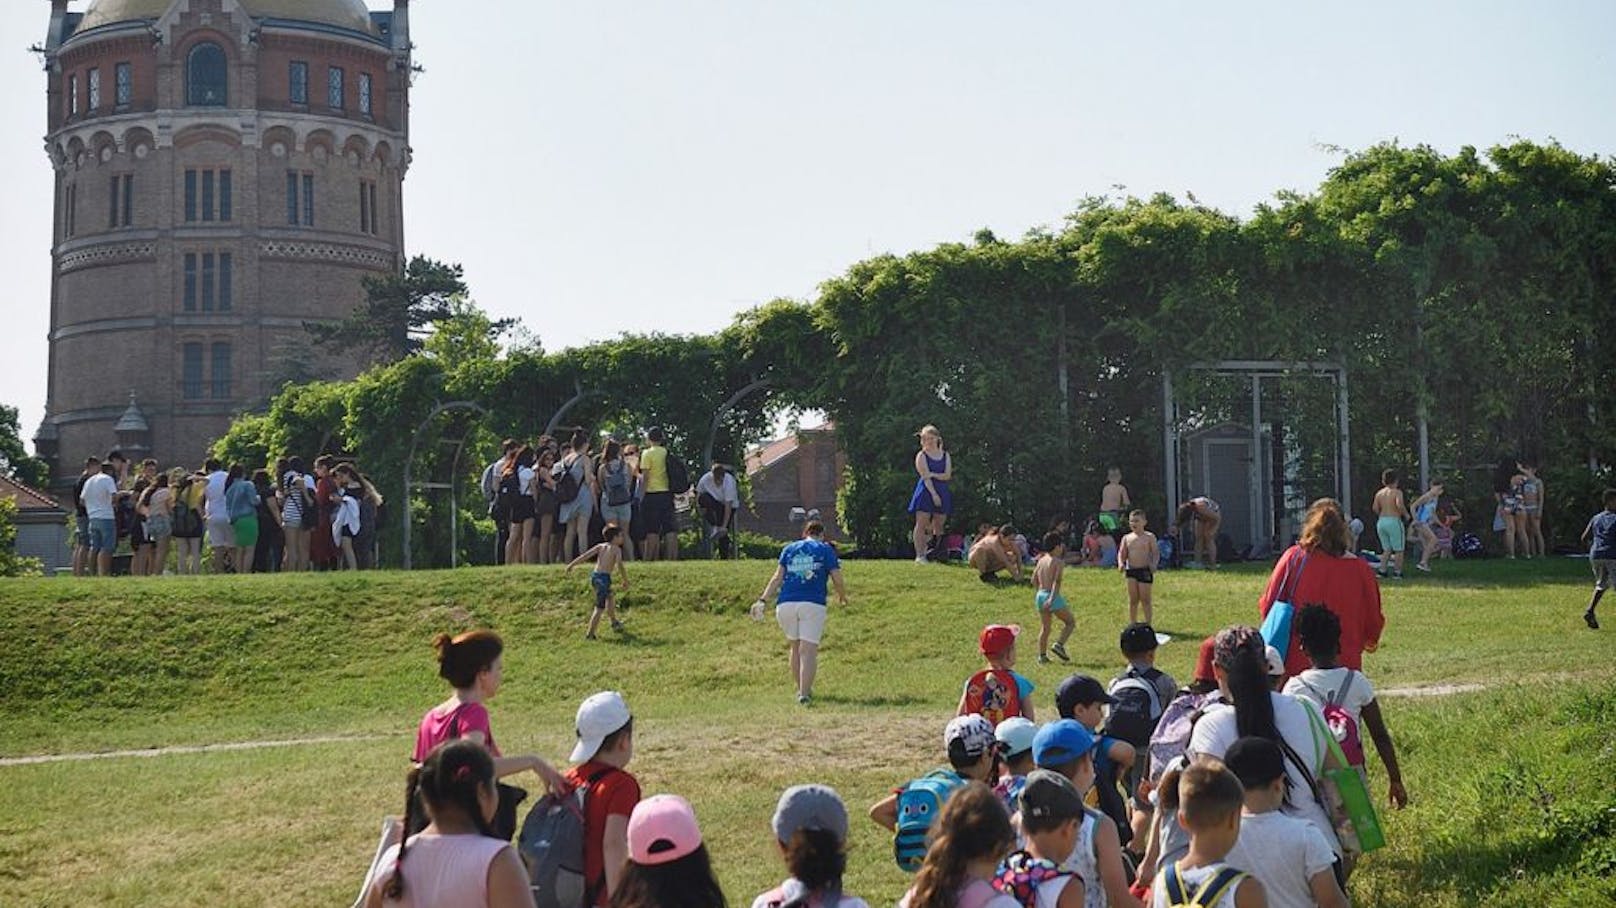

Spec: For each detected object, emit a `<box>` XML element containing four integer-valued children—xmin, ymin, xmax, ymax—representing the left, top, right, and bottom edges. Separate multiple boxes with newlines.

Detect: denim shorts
<box><xmin>89</xmin><ymin>518</ymin><xmax>117</xmax><ymax>554</ymax></box>
<box><xmin>590</xmin><ymin>571</ymin><xmax>612</xmax><ymax>609</ymax></box>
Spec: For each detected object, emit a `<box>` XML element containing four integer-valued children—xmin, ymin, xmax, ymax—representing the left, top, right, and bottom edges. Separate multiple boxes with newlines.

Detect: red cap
<box><xmin>979</xmin><ymin>624</ymin><xmax>1020</xmax><ymax>656</ymax></box>
<box><xmin>1194</xmin><ymin>636</ymin><xmax>1218</xmax><ymax>684</ymax></box>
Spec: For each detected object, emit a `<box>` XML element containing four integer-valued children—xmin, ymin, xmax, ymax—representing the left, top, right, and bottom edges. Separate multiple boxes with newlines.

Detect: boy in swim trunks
<box><xmin>1034</xmin><ymin>531</ymin><xmax>1075</xmax><ymax>664</ymax></box>
<box><xmin>1118</xmin><ymin>510</ymin><xmax>1160</xmax><ymax>625</ymax></box>
<box><xmin>567</xmin><ymin>523</ymin><xmax>629</xmax><ymax>639</ymax></box>
<box><xmin>1372</xmin><ymin>469</ymin><xmax>1409</xmax><ymax>579</ymax></box>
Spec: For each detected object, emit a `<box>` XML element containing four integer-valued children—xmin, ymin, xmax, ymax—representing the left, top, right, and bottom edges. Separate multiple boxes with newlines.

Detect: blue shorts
<box><xmin>89</xmin><ymin>518</ymin><xmax>117</xmax><ymax>554</ymax></box>
<box><xmin>590</xmin><ymin>571</ymin><xmax>612</xmax><ymax>609</ymax></box>
<box><xmin>1035</xmin><ymin>590</ymin><xmax>1069</xmax><ymax>614</ymax></box>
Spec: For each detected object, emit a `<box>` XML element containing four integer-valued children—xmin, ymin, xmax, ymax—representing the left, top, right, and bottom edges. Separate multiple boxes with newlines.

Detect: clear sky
<box><xmin>2</xmin><ymin>1</ymin><xmax>1613</xmax><ymax>451</ymax></box>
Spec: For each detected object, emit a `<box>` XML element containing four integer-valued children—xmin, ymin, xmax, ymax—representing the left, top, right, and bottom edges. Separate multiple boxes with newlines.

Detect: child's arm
<box><xmin>1309</xmin><ymin>869</ymin><xmax>1351</xmax><ymax>908</ymax></box>
<box><xmin>1055</xmin><ymin>876</ymin><xmax>1085</xmax><ymax>908</ymax></box>
<box><xmin>1233</xmin><ymin>876</ymin><xmax>1269</xmax><ymax>908</ymax></box>
<box><xmin>1108</xmin><ymin>739</ymin><xmax>1136</xmax><ymax>772</ymax></box>
<box><xmin>868</xmin><ymin>793</ymin><xmax>899</xmax><ymax>831</ymax></box>
<box><xmin>1051</xmin><ymin>560</ymin><xmax>1063</xmax><ymax>595</ymax></box>
<box><xmin>1585</xmin><ymin>517</ymin><xmax>1596</xmax><ymax>546</ymax></box>
<box><xmin>1134</xmin><ymin>797</ymin><xmax>1162</xmax><ymax>884</ymax></box>
<box><xmin>1117</xmin><ymin>535</ymin><xmax>1131</xmax><ymax>573</ymax></box>
<box><xmin>1092</xmin><ymin>818</ymin><xmax>1145</xmax><ymax>908</ymax></box>
<box><xmin>565</xmin><ymin>545</ymin><xmax>600</xmax><ymax>571</ymax></box>
<box><xmin>1361</xmin><ymin>698</ymin><xmax>1407</xmax><ymax>808</ymax></box>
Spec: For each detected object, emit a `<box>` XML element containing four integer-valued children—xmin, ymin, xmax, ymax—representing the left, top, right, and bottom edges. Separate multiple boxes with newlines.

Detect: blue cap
<box><xmin>1032</xmin><ymin>719</ymin><xmax>1098</xmax><ymax>768</ymax></box>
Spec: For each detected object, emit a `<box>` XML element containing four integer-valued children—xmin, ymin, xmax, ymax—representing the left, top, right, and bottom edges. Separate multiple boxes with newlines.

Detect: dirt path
<box><xmin>0</xmin><ymin>733</ymin><xmax>388</xmax><ymax>767</ymax></box>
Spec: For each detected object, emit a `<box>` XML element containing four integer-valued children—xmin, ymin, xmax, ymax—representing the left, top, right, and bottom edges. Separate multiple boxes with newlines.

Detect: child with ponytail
<box><xmin>753</xmin><ymin>785</ymin><xmax>869</xmax><ymax>908</ymax></box>
<box><xmin>363</xmin><ymin>739</ymin><xmax>537</xmax><ymax>907</ymax></box>
<box><xmin>900</xmin><ymin>782</ymin><xmax>1021</xmax><ymax>908</ymax></box>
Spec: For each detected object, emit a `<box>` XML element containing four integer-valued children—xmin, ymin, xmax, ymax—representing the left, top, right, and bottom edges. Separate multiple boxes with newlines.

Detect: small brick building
<box><xmin>740</xmin><ymin>426</ymin><xmax>847</xmax><ymax>541</ymax></box>
<box><xmin>0</xmin><ymin>475</ymin><xmax>70</xmax><ymax>575</ymax></box>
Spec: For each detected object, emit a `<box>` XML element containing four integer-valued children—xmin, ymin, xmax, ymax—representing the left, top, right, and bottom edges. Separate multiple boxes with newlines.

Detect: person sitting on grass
<box><xmin>753</xmin><ymin>784</ymin><xmax>869</xmax><ymax>908</ymax></box>
<box><xmin>899</xmin><ymin>782</ymin><xmax>1022</xmax><ymax>908</ymax></box>
<box><xmin>1149</xmin><ymin>759</ymin><xmax>1266</xmax><ymax>908</ymax></box>
<box><xmin>1033</xmin><ymin>532</ymin><xmax>1076</xmax><ymax>664</ymax></box>
<box><xmin>568</xmin><ymin>523</ymin><xmax>630</xmax><ymax>640</ymax></box>
<box><xmin>615</xmin><ymin>794</ymin><xmax>727</xmax><ymax>908</ymax></box>
<box><xmin>365</xmin><ymin>739</ymin><xmax>538</xmax><ymax>908</ymax></box>
<box><xmin>994</xmin><ymin>717</ymin><xmax>1039</xmax><ymax>815</ymax></box>
<box><xmin>1031</xmin><ymin>720</ymin><xmax>1142</xmax><ymax>908</ymax></box>
<box><xmin>1283</xmin><ymin>605</ymin><xmax>1408</xmax><ymax>810</ymax></box>
<box><xmin>959</xmin><ymin>624</ymin><xmax>1036</xmax><ymax>726</ymax></box>
<box><xmin>993</xmin><ymin>769</ymin><xmax>1087</xmax><ymax>907</ymax></box>
<box><xmin>1223</xmin><ymin>737</ymin><xmax>1349</xmax><ymax>908</ymax></box>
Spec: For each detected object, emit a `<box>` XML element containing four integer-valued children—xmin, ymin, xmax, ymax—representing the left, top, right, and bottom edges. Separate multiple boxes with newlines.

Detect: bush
<box><xmin>0</xmin><ymin>498</ymin><xmax>42</xmax><ymax>577</ymax></box>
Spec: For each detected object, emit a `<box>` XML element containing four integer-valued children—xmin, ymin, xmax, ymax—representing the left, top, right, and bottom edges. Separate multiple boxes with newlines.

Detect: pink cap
<box><xmin>627</xmin><ymin>795</ymin><xmax>704</xmax><ymax>866</ymax></box>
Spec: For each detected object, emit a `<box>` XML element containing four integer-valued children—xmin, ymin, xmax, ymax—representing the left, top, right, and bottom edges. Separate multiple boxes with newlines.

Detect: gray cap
<box><xmin>1019</xmin><ymin>769</ymin><xmax>1084</xmax><ymax>822</ymax></box>
<box><xmin>771</xmin><ymin>784</ymin><xmax>849</xmax><ymax>844</ymax></box>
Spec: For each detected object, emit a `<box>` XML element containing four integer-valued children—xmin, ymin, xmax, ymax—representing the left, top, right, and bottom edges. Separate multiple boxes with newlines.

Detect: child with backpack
<box><xmin>1581</xmin><ymin>487</ymin><xmax>1616</xmax><ymax>629</ymax></box>
<box><xmin>899</xmin><ymin>782</ymin><xmax>1022</xmax><ymax>908</ymax></box>
<box><xmin>960</xmin><ymin>625</ymin><xmax>1037</xmax><ymax>726</ymax></box>
<box><xmin>994</xmin><ymin>717</ymin><xmax>1039</xmax><ymax>815</ymax></box>
<box><xmin>1033</xmin><ymin>533</ymin><xmax>1076</xmax><ymax>664</ymax></box>
<box><xmin>560</xmin><ymin>691</ymin><xmax>640</xmax><ymax>907</ymax></box>
<box><xmin>567</xmin><ymin>524</ymin><xmax>630</xmax><ymax>640</ymax></box>
<box><xmin>1282</xmin><ymin>605</ymin><xmax>1407</xmax><ymax>810</ymax></box>
<box><xmin>1031</xmin><ymin>720</ymin><xmax>1143</xmax><ymax>908</ymax></box>
<box><xmin>1107</xmin><ymin>624</ymin><xmax>1181</xmax><ymax>851</ymax></box>
<box><xmin>1148</xmin><ymin>760</ymin><xmax>1265</xmax><ymax>908</ymax></box>
<box><xmin>1118</xmin><ymin>512</ymin><xmax>1161</xmax><ymax>625</ymax></box>
<box><xmin>992</xmin><ymin>770</ymin><xmax>1087</xmax><ymax>907</ymax></box>
<box><xmin>753</xmin><ymin>784</ymin><xmax>870</xmax><ymax>908</ymax></box>
<box><xmin>871</xmin><ymin>714</ymin><xmax>1000</xmax><ymax>873</ymax></box>
<box><xmin>1223</xmin><ymin>737</ymin><xmax>1349</xmax><ymax>908</ymax></box>
<box><xmin>1056</xmin><ymin>674</ymin><xmax>1136</xmax><ymax>851</ymax></box>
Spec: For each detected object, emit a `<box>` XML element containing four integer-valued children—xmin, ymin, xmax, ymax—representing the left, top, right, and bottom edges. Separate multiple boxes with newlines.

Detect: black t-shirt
<box><xmin>72</xmin><ymin>474</ymin><xmax>91</xmax><ymax>518</ymax></box>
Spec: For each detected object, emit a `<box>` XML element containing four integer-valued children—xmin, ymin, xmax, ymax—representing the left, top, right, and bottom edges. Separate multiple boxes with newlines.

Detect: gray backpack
<box><xmin>520</xmin><ymin>766</ymin><xmax>616</xmax><ymax>908</ymax></box>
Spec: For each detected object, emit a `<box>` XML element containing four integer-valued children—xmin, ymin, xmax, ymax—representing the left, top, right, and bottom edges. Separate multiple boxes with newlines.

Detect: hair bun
<box><xmin>432</xmin><ymin>633</ymin><xmax>454</xmax><ymax>663</ymax></box>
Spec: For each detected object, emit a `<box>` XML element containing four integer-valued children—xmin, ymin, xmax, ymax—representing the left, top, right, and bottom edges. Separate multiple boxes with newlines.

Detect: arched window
<box><xmin>186</xmin><ymin>42</ymin><xmax>227</xmax><ymax>106</ymax></box>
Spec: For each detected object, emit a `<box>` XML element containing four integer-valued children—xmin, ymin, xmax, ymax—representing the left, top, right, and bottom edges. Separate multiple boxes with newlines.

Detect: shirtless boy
<box><xmin>1099</xmin><ymin>467</ymin><xmax>1132</xmax><ymax>541</ymax></box>
<box><xmin>1033</xmin><ymin>531</ymin><xmax>1075</xmax><ymax>663</ymax></box>
<box><xmin>1372</xmin><ymin>469</ymin><xmax>1409</xmax><ymax>579</ymax></box>
<box><xmin>567</xmin><ymin>524</ymin><xmax>629</xmax><ymax>638</ymax></box>
<box><xmin>969</xmin><ymin>523</ymin><xmax>1024</xmax><ymax>582</ymax></box>
<box><xmin>1118</xmin><ymin>510</ymin><xmax>1160</xmax><ymax>624</ymax></box>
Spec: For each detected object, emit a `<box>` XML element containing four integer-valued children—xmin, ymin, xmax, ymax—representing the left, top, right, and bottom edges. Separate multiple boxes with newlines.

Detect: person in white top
<box><xmin>201</xmin><ymin>457</ymin><xmax>234</xmax><ymax>573</ymax></box>
<box><xmin>900</xmin><ymin>783</ymin><xmax>1022</xmax><ymax>908</ymax></box>
<box><xmin>695</xmin><ymin>463</ymin><xmax>742</xmax><ymax>557</ymax></box>
<box><xmin>363</xmin><ymin>738</ymin><xmax>535</xmax><ymax>908</ymax></box>
<box><xmin>1188</xmin><ymin>627</ymin><xmax>1343</xmax><ymax>860</ymax></box>
<box><xmin>78</xmin><ymin>461</ymin><xmax>119</xmax><ymax>576</ymax></box>
<box><xmin>1222</xmin><ymin>737</ymin><xmax>1349</xmax><ymax>908</ymax></box>
<box><xmin>1148</xmin><ymin>761</ymin><xmax>1266</xmax><ymax>908</ymax></box>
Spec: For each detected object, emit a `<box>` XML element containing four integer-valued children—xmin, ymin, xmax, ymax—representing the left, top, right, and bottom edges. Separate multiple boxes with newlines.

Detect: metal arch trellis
<box><xmin>401</xmin><ymin>400</ymin><xmax>489</xmax><ymax>571</ymax></box>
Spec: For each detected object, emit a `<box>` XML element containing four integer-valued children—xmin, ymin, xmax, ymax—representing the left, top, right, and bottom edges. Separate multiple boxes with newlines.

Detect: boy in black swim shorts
<box><xmin>1118</xmin><ymin>510</ymin><xmax>1160</xmax><ymax>625</ymax></box>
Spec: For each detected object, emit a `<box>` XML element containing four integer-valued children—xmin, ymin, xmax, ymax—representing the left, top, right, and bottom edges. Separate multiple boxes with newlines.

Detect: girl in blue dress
<box><xmin>907</xmin><ymin>425</ymin><xmax>953</xmax><ymax>562</ymax></box>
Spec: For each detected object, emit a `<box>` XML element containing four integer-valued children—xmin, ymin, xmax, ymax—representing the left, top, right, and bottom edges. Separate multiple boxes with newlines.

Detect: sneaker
<box><xmin>1051</xmin><ymin>643</ymin><xmax>1070</xmax><ymax>662</ymax></box>
<box><xmin>1038</xmin><ymin>653</ymin><xmax>1051</xmax><ymax>664</ymax></box>
<box><xmin>611</xmin><ymin>619</ymin><xmax>625</xmax><ymax>632</ymax></box>
<box><xmin>1416</xmin><ymin>563</ymin><xmax>1431</xmax><ymax>573</ymax></box>
<box><xmin>797</xmin><ymin>694</ymin><xmax>811</xmax><ymax>705</ymax></box>
<box><xmin>585</xmin><ymin>631</ymin><xmax>597</xmax><ymax>640</ymax></box>
<box><xmin>915</xmin><ymin>556</ymin><xmax>929</xmax><ymax>565</ymax></box>
<box><xmin>1586</xmin><ymin>611</ymin><xmax>1600</xmax><ymax>630</ymax></box>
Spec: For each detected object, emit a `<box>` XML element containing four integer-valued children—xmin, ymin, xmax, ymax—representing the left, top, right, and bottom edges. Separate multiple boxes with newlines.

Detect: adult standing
<box><xmin>202</xmin><ymin>457</ymin><xmax>234</xmax><ymax>573</ymax></box>
<box><xmin>172</xmin><ymin>469</ymin><xmax>207</xmax><ymax>575</ymax></box>
<box><xmin>1259</xmin><ymin>498</ymin><xmax>1385</xmax><ymax>677</ymax></box>
<box><xmin>280</xmin><ymin>456</ymin><xmax>313</xmax><ymax>572</ymax></box>
<box><xmin>753</xmin><ymin>520</ymin><xmax>848</xmax><ymax>705</ymax></box>
<box><xmin>906</xmin><ymin>425</ymin><xmax>952</xmax><ymax>563</ymax></box>
<box><xmin>309</xmin><ymin>455</ymin><xmax>340</xmax><ymax>570</ymax></box>
<box><xmin>558</xmin><ymin>429</ymin><xmax>597</xmax><ymax>562</ymax></box>
<box><xmin>224</xmin><ymin>463</ymin><xmax>262</xmax><ymax>574</ymax></box>
<box><xmin>1174</xmin><ymin>496</ymin><xmax>1222</xmax><ymax>569</ymax></box>
<box><xmin>1492</xmin><ymin>457</ymin><xmax>1521</xmax><ymax>559</ymax></box>
<box><xmin>70</xmin><ymin>455</ymin><xmax>98</xmax><ymax>576</ymax></box>
<box><xmin>533</xmin><ymin>447</ymin><xmax>560</xmax><ymax>564</ymax></box>
<box><xmin>482</xmin><ymin>439</ymin><xmax>518</xmax><ymax>565</ymax></box>
<box><xmin>79</xmin><ymin>457</ymin><xmax>119</xmax><ymax>577</ymax></box>
<box><xmin>252</xmin><ymin>469</ymin><xmax>283</xmax><ymax>574</ymax></box>
<box><xmin>142</xmin><ymin>473</ymin><xmax>174</xmax><ymax>575</ymax></box>
<box><xmin>695</xmin><ymin>463</ymin><xmax>741</xmax><ymax>558</ymax></box>
<box><xmin>638</xmin><ymin>427</ymin><xmax>678</xmax><ymax>562</ymax></box>
<box><xmin>1517</xmin><ymin>459</ymin><xmax>1546</xmax><ymax>559</ymax></box>
<box><xmin>597</xmin><ymin>440</ymin><xmax>637</xmax><ymax>559</ymax></box>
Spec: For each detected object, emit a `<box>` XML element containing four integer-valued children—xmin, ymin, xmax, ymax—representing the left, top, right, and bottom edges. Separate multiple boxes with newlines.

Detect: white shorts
<box><xmin>776</xmin><ymin>601</ymin><xmax>828</xmax><ymax>645</ymax></box>
<box><xmin>206</xmin><ymin>518</ymin><xmax>235</xmax><ymax>547</ymax></box>
<box><xmin>1594</xmin><ymin>559</ymin><xmax>1614</xmax><ymax>591</ymax></box>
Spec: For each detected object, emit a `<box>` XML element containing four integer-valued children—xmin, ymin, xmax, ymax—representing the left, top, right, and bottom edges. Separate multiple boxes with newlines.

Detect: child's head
<box><xmin>1264</xmin><ymin>646</ymin><xmax>1286</xmax><ymax>690</ymax></box>
<box><xmin>771</xmin><ymin>784</ymin><xmax>849</xmax><ymax>893</ymax></box>
<box><xmin>570</xmin><ymin>690</ymin><xmax>633</xmax><ymax>766</ymax></box>
<box><xmin>1517</xmin><ymin>458</ymin><xmax>1536</xmax><ymax>473</ymax></box>
<box><xmin>979</xmin><ymin>624</ymin><xmax>1019</xmax><ymax>668</ymax></box>
<box><xmin>433</xmin><ymin>629</ymin><xmax>503</xmax><ymax>695</ymax></box>
<box><xmin>1119</xmin><ymin>622</ymin><xmax>1159</xmax><ymax>663</ymax></box>
<box><xmin>1174</xmin><ymin>502</ymin><xmax>1197</xmax><ymax>527</ymax></box>
<box><xmin>389</xmin><ymin>739</ymin><xmax>498</xmax><ymax>900</ymax></box>
<box><xmin>617</xmin><ymin>795</ymin><xmax>725</xmax><ymax>908</ymax></box>
<box><xmin>1223</xmin><ymin>736</ymin><xmax>1286</xmax><ymax>808</ymax></box>
<box><xmin>1055</xmin><ymin>674</ymin><xmax>1114</xmax><ymax>730</ymax></box>
<box><xmin>944</xmin><ymin>714</ymin><xmax>998</xmax><ymax>779</ymax></box>
<box><xmin>1031</xmin><ymin>719</ymin><xmax>1098</xmax><ymax>795</ymax></box>
<box><xmin>604</xmin><ymin>523</ymin><xmax>623</xmax><ymax>545</ymax></box>
<box><xmin>1176</xmin><ymin>759</ymin><xmax>1245</xmax><ymax>848</ymax></box>
<box><xmin>1382</xmin><ymin>468</ymin><xmax>1399</xmax><ymax>487</ymax></box>
<box><xmin>1107</xmin><ymin>467</ymin><xmax>1122</xmax><ymax>483</ymax></box>
<box><xmin>1127</xmin><ymin>510</ymin><xmax>1146</xmax><ymax>533</ymax></box>
<box><xmin>1041</xmin><ymin>531</ymin><xmax>1064</xmax><ymax>555</ymax></box>
<box><xmin>1018</xmin><ymin>769</ymin><xmax>1084</xmax><ymax>859</ymax></box>
<box><xmin>1296</xmin><ymin>604</ymin><xmax>1342</xmax><ymax>665</ymax></box>
<box><xmin>994</xmin><ymin>717</ymin><xmax>1038</xmax><ymax>775</ymax></box>
<box><xmin>998</xmin><ymin>523</ymin><xmax>1016</xmax><ymax>540</ymax></box>
<box><xmin>909</xmin><ymin>783</ymin><xmax>1014</xmax><ymax>908</ymax></box>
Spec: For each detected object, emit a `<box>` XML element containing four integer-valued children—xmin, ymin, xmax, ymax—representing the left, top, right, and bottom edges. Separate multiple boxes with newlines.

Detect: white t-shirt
<box><xmin>204</xmin><ymin>470</ymin><xmax>229</xmax><ymax>522</ymax></box>
<box><xmin>79</xmin><ymin>472</ymin><xmax>117</xmax><ymax>520</ymax></box>
<box><xmin>1226</xmin><ymin>810</ymin><xmax>1337</xmax><ymax>908</ymax></box>
<box><xmin>1150</xmin><ymin>862</ymin><xmax>1245</xmax><ymax>908</ymax></box>
<box><xmin>518</xmin><ymin>466</ymin><xmax>536</xmax><ymax>496</ymax></box>
<box><xmin>1189</xmin><ymin>693</ymin><xmax>1341</xmax><ymax>855</ymax></box>
<box><xmin>695</xmin><ymin>471</ymin><xmax>740</xmax><ymax>506</ymax></box>
<box><xmin>1283</xmin><ymin>668</ymin><xmax>1375</xmax><ymax>722</ymax></box>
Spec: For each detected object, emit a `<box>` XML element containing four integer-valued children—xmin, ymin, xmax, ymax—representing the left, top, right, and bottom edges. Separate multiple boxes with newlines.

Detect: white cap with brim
<box><xmin>570</xmin><ymin>691</ymin><xmax>632</xmax><ymax>763</ymax></box>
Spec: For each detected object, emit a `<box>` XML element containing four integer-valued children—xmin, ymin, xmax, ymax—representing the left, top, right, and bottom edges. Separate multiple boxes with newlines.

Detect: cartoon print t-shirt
<box><xmin>776</xmin><ymin>538</ymin><xmax>841</xmax><ymax>605</ymax></box>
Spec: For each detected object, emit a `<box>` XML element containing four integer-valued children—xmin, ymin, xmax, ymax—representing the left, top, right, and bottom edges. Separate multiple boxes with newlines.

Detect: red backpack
<box><xmin>962</xmin><ymin>669</ymin><xmax>1023</xmax><ymax>727</ymax></box>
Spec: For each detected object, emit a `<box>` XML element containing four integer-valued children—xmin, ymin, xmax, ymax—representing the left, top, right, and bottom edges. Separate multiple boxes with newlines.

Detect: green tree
<box><xmin>307</xmin><ymin>257</ymin><xmax>506</xmax><ymax>362</ymax></box>
<box><xmin>0</xmin><ymin>498</ymin><xmax>42</xmax><ymax>577</ymax></box>
<box><xmin>0</xmin><ymin>404</ymin><xmax>49</xmax><ymax>489</ymax></box>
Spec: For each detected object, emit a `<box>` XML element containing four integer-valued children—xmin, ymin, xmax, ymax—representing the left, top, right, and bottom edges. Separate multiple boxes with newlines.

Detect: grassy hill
<box><xmin>0</xmin><ymin>558</ymin><xmax>1612</xmax><ymax>906</ymax></box>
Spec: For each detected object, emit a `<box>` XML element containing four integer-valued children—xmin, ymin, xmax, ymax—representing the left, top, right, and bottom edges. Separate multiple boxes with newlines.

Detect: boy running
<box><xmin>567</xmin><ymin>524</ymin><xmax>629</xmax><ymax>639</ymax></box>
<box><xmin>1118</xmin><ymin>510</ymin><xmax>1160</xmax><ymax>624</ymax></box>
<box><xmin>1581</xmin><ymin>488</ymin><xmax>1616</xmax><ymax>630</ymax></box>
<box><xmin>1034</xmin><ymin>532</ymin><xmax>1075</xmax><ymax>664</ymax></box>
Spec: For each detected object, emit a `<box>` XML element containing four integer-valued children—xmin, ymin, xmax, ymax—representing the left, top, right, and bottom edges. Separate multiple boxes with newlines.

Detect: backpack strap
<box><xmin>1162</xmin><ymin>863</ymin><xmax>1188</xmax><ymax>904</ymax></box>
<box><xmin>1191</xmin><ymin>866</ymin><xmax>1248</xmax><ymax>907</ymax></box>
<box><xmin>1331</xmin><ymin>670</ymin><xmax>1356</xmax><ymax>709</ymax></box>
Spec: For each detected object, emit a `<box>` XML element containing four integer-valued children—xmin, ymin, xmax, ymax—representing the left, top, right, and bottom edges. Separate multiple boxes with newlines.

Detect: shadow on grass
<box><xmin>1393</xmin><ymin>818</ymin><xmax>1616</xmax><ymax>903</ymax></box>
<box><xmin>811</xmin><ymin>692</ymin><xmax>929</xmax><ymax>708</ymax></box>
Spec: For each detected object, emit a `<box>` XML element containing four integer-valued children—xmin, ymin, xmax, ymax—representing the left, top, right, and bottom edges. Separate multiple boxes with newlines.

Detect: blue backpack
<box><xmin>894</xmin><ymin>769</ymin><xmax>966</xmax><ymax>872</ymax></box>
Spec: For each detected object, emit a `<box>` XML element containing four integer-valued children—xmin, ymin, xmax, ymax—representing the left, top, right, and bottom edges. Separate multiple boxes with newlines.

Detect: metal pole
<box><xmin>1337</xmin><ymin>368</ymin><xmax>1353</xmax><ymax>517</ymax></box>
<box><xmin>1251</xmin><ymin>374</ymin><xmax>1263</xmax><ymax>552</ymax></box>
<box><xmin>1162</xmin><ymin>370</ymin><xmax>1177</xmax><ymax>517</ymax></box>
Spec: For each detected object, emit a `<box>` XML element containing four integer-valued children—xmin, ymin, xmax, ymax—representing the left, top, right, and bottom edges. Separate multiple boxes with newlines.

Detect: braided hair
<box><xmin>384</xmin><ymin>738</ymin><xmax>498</xmax><ymax>901</ymax></box>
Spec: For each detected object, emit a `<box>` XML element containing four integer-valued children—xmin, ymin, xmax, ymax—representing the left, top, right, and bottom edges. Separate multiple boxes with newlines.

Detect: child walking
<box><xmin>1580</xmin><ymin>488</ymin><xmax>1616</xmax><ymax>630</ymax></box>
<box><xmin>1150</xmin><ymin>760</ymin><xmax>1266</xmax><ymax>908</ymax></box>
<box><xmin>1224</xmin><ymin>737</ymin><xmax>1349</xmax><ymax>908</ymax></box>
<box><xmin>993</xmin><ymin>769</ymin><xmax>1087</xmax><ymax>907</ymax></box>
<box><xmin>1034</xmin><ymin>533</ymin><xmax>1075</xmax><ymax>664</ymax></box>
<box><xmin>1118</xmin><ymin>511</ymin><xmax>1160</xmax><ymax>625</ymax></box>
<box><xmin>567</xmin><ymin>523</ymin><xmax>629</xmax><ymax>639</ymax></box>
<box><xmin>899</xmin><ymin>782</ymin><xmax>1021</xmax><ymax>908</ymax></box>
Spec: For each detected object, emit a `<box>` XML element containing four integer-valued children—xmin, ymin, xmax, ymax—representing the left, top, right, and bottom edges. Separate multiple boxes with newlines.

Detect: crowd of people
<box><xmin>69</xmin><ymin>449</ymin><xmax>386</xmax><ymax>576</ymax></box>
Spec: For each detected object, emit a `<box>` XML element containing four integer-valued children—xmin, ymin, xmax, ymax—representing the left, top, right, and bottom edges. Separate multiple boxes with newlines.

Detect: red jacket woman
<box><xmin>1259</xmin><ymin>498</ymin><xmax>1385</xmax><ymax>676</ymax></box>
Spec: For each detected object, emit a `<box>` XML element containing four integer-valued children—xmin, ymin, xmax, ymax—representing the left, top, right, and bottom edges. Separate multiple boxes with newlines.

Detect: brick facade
<box><xmin>741</xmin><ymin>428</ymin><xmax>847</xmax><ymax>541</ymax></box>
<box><xmin>34</xmin><ymin>0</ymin><xmax>412</xmax><ymax>485</ymax></box>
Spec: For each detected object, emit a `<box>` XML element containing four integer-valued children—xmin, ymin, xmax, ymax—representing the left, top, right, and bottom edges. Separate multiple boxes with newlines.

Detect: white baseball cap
<box><xmin>570</xmin><ymin>691</ymin><xmax>632</xmax><ymax>762</ymax></box>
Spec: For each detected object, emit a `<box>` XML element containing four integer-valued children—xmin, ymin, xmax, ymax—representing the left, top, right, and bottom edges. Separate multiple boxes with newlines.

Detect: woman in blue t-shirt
<box><xmin>753</xmin><ymin>521</ymin><xmax>849</xmax><ymax>705</ymax></box>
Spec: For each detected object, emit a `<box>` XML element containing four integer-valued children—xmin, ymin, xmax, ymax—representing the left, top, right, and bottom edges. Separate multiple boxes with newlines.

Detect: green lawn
<box><xmin>0</xmin><ymin>558</ymin><xmax>1612</xmax><ymax>907</ymax></box>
